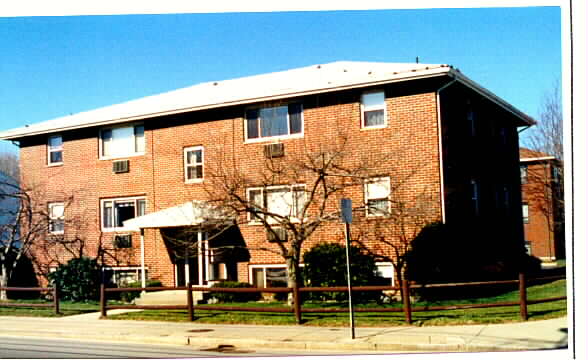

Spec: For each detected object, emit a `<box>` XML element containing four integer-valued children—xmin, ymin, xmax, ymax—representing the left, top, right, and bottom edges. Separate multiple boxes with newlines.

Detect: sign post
<box><xmin>340</xmin><ymin>198</ymin><xmax>355</xmax><ymax>340</ymax></box>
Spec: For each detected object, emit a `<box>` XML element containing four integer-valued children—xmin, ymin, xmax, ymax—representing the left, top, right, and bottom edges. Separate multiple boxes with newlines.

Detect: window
<box><xmin>184</xmin><ymin>146</ymin><xmax>204</xmax><ymax>183</ymax></box>
<box><xmin>48</xmin><ymin>135</ymin><xmax>63</xmax><ymax>165</ymax></box>
<box><xmin>250</xmin><ymin>265</ymin><xmax>288</xmax><ymax>288</ymax></box>
<box><xmin>365</xmin><ymin>177</ymin><xmax>391</xmax><ymax>216</ymax></box>
<box><xmin>375</xmin><ymin>262</ymin><xmax>395</xmax><ymax>286</ymax></box>
<box><xmin>522</xmin><ymin>203</ymin><xmax>529</xmax><ymax>223</ymax></box>
<box><xmin>520</xmin><ymin>165</ymin><xmax>528</xmax><ymax>184</ymax></box>
<box><xmin>48</xmin><ymin>202</ymin><xmax>64</xmax><ymax>234</ymax></box>
<box><xmin>247</xmin><ymin>185</ymin><xmax>306</xmax><ymax>223</ymax></box>
<box><xmin>245</xmin><ymin>103</ymin><xmax>303</xmax><ymax>141</ymax></box>
<box><xmin>101</xmin><ymin>196</ymin><xmax>146</xmax><ymax>231</ymax></box>
<box><xmin>361</xmin><ymin>91</ymin><xmax>386</xmax><ymax>128</ymax></box>
<box><xmin>471</xmin><ymin>179</ymin><xmax>480</xmax><ymax>216</ymax></box>
<box><xmin>100</xmin><ymin>124</ymin><xmax>145</xmax><ymax>159</ymax></box>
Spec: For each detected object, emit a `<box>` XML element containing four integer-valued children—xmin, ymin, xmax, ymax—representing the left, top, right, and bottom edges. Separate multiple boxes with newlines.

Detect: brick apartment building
<box><xmin>519</xmin><ymin>147</ymin><xmax>564</xmax><ymax>262</ymax></box>
<box><xmin>0</xmin><ymin>62</ymin><xmax>534</xmax><ymax>288</ymax></box>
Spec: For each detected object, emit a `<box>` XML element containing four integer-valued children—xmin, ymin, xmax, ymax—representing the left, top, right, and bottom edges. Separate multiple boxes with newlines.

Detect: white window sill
<box><xmin>185</xmin><ymin>178</ymin><xmax>204</xmax><ymax>184</ymax></box>
<box><xmin>47</xmin><ymin>162</ymin><xmax>64</xmax><ymax>167</ymax></box>
<box><xmin>244</xmin><ymin>133</ymin><xmax>303</xmax><ymax>144</ymax></box>
<box><xmin>101</xmin><ymin>228</ymin><xmax>139</xmax><ymax>233</ymax></box>
<box><xmin>360</xmin><ymin>124</ymin><xmax>388</xmax><ymax>131</ymax></box>
<box><xmin>49</xmin><ymin>231</ymin><xmax>64</xmax><ymax>235</ymax></box>
<box><xmin>99</xmin><ymin>152</ymin><xmax>145</xmax><ymax>161</ymax></box>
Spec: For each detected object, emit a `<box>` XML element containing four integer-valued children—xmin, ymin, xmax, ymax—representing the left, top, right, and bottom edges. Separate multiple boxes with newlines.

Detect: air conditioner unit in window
<box><xmin>114</xmin><ymin>234</ymin><xmax>132</xmax><ymax>248</ymax></box>
<box><xmin>113</xmin><ymin>160</ymin><xmax>130</xmax><ymax>173</ymax></box>
<box><xmin>267</xmin><ymin>227</ymin><xmax>288</xmax><ymax>243</ymax></box>
<box><xmin>263</xmin><ymin>143</ymin><xmax>284</xmax><ymax>159</ymax></box>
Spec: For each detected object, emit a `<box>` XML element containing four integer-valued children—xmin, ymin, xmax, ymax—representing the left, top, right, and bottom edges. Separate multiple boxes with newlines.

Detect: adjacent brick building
<box><xmin>0</xmin><ymin>62</ymin><xmax>534</xmax><ymax>287</ymax></box>
<box><xmin>519</xmin><ymin>147</ymin><xmax>564</xmax><ymax>261</ymax></box>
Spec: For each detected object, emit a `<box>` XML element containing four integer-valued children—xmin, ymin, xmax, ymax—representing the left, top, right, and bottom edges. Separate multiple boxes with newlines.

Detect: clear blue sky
<box><xmin>0</xmin><ymin>7</ymin><xmax>562</xmax><ymax>145</ymax></box>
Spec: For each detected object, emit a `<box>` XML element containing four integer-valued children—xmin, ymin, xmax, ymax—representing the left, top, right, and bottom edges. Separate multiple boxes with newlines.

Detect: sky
<box><xmin>0</xmin><ymin>7</ymin><xmax>562</xmax><ymax>139</ymax></box>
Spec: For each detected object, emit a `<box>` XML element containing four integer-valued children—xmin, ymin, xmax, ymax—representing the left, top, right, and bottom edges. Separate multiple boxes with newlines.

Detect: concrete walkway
<box><xmin>0</xmin><ymin>311</ymin><xmax>568</xmax><ymax>354</ymax></box>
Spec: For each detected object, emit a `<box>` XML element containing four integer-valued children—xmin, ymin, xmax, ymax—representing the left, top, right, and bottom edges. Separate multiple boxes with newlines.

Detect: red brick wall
<box><xmin>19</xmin><ymin>83</ymin><xmax>445</xmax><ymax>286</ymax></box>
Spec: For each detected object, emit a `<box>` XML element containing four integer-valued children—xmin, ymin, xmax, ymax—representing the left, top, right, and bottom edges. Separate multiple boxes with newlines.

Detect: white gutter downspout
<box><xmin>140</xmin><ymin>228</ymin><xmax>146</xmax><ymax>293</ymax></box>
<box><xmin>435</xmin><ymin>77</ymin><xmax>458</xmax><ymax>224</ymax></box>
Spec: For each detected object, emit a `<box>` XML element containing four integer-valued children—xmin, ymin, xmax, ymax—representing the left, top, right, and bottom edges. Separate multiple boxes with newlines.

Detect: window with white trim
<box><xmin>100</xmin><ymin>124</ymin><xmax>145</xmax><ymax>159</ymax></box>
<box><xmin>48</xmin><ymin>202</ymin><xmax>64</xmax><ymax>234</ymax></box>
<box><xmin>365</xmin><ymin>177</ymin><xmax>391</xmax><ymax>216</ymax></box>
<box><xmin>250</xmin><ymin>265</ymin><xmax>288</xmax><ymax>288</ymax></box>
<box><xmin>520</xmin><ymin>165</ymin><xmax>528</xmax><ymax>184</ymax></box>
<box><xmin>522</xmin><ymin>203</ymin><xmax>529</xmax><ymax>224</ymax></box>
<box><xmin>245</xmin><ymin>103</ymin><xmax>303</xmax><ymax>141</ymax></box>
<box><xmin>375</xmin><ymin>262</ymin><xmax>395</xmax><ymax>286</ymax></box>
<box><xmin>184</xmin><ymin>146</ymin><xmax>204</xmax><ymax>183</ymax></box>
<box><xmin>247</xmin><ymin>185</ymin><xmax>306</xmax><ymax>223</ymax></box>
<box><xmin>48</xmin><ymin>135</ymin><xmax>63</xmax><ymax>165</ymax></box>
<box><xmin>101</xmin><ymin>196</ymin><xmax>146</xmax><ymax>231</ymax></box>
<box><xmin>361</xmin><ymin>91</ymin><xmax>386</xmax><ymax>128</ymax></box>
<box><xmin>471</xmin><ymin>179</ymin><xmax>480</xmax><ymax>216</ymax></box>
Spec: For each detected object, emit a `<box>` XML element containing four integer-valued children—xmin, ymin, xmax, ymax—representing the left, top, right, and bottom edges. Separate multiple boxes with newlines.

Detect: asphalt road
<box><xmin>0</xmin><ymin>336</ymin><xmax>278</xmax><ymax>358</ymax></box>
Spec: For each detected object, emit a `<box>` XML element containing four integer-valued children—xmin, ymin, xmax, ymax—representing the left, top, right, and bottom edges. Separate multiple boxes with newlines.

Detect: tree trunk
<box><xmin>0</xmin><ymin>263</ymin><xmax>8</xmax><ymax>300</ymax></box>
<box><xmin>286</xmin><ymin>246</ymin><xmax>302</xmax><ymax>324</ymax></box>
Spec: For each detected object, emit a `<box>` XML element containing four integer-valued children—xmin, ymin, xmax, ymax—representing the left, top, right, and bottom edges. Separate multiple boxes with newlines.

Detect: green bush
<box><xmin>120</xmin><ymin>279</ymin><xmax>163</xmax><ymax>303</ymax></box>
<box><xmin>302</xmin><ymin>242</ymin><xmax>381</xmax><ymax>303</ymax></box>
<box><xmin>48</xmin><ymin>257</ymin><xmax>101</xmax><ymax>302</ymax></box>
<box><xmin>210</xmin><ymin>281</ymin><xmax>261</xmax><ymax>303</ymax></box>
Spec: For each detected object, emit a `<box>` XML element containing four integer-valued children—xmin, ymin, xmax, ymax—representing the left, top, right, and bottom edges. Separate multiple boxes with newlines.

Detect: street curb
<box><xmin>0</xmin><ymin>330</ymin><xmax>548</xmax><ymax>353</ymax></box>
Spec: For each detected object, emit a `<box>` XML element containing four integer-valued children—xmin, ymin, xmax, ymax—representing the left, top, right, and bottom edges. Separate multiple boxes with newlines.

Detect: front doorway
<box><xmin>162</xmin><ymin>225</ymin><xmax>249</xmax><ymax>287</ymax></box>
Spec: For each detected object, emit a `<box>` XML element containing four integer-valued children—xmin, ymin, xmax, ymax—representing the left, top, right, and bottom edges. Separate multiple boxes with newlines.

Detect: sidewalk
<box><xmin>0</xmin><ymin>311</ymin><xmax>568</xmax><ymax>353</ymax></box>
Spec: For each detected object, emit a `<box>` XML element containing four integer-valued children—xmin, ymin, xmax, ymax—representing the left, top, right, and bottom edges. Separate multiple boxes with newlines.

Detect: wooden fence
<box><xmin>100</xmin><ymin>273</ymin><xmax>566</xmax><ymax>324</ymax></box>
<box><xmin>0</xmin><ymin>286</ymin><xmax>60</xmax><ymax>314</ymax></box>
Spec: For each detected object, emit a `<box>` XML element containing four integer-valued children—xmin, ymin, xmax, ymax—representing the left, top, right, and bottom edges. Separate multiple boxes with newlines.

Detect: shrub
<box><xmin>209</xmin><ymin>281</ymin><xmax>260</xmax><ymax>303</ymax></box>
<box><xmin>48</xmin><ymin>257</ymin><xmax>101</xmax><ymax>302</ymax></box>
<box><xmin>120</xmin><ymin>279</ymin><xmax>163</xmax><ymax>303</ymax></box>
<box><xmin>302</xmin><ymin>242</ymin><xmax>381</xmax><ymax>303</ymax></box>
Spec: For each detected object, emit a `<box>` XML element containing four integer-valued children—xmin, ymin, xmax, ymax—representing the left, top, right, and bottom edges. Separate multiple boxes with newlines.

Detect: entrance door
<box><xmin>175</xmin><ymin>257</ymin><xmax>198</xmax><ymax>287</ymax></box>
<box><xmin>174</xmin><ymin>231</ymin><xmax>209</xmax><ymax>286</ymax></box>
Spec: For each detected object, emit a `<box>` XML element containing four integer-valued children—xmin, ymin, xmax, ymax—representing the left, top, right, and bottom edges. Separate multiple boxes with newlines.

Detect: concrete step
<box><xmin>134</xmin><ymin>290</ymin><xmax>206</xmax><ymax>305</ymax></box>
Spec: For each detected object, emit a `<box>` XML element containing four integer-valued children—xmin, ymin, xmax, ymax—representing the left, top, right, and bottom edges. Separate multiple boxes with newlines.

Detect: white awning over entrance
<box><xmin>124</xmin><ymin>200</ymin><xmax>230</xmax><ymax>231</ymax></box>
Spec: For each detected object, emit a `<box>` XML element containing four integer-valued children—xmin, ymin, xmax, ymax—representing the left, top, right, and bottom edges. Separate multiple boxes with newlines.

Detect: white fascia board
<box><xmin>0</xmin><ymin>65</ymin><xmax>452</xmax><ymax>140</ymax></box>
<box><xmin>520</xmin><ymin>156</ymin><xmax>557</xmax><ymax>162</ymax></box>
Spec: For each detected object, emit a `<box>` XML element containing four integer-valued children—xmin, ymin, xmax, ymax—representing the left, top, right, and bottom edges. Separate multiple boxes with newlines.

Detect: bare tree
<box><xmin>0</xmin><ymin>180</ymin><xmax>51</xmax><ymax>299</ymax></box>
<box><xmin>0</xmin><ymin>152</ymin><xmax>19</xmax><ymax>182</ymax></box>
<box><xmin>524</xmin><ymin>81</ymin><xmax>563</xmax><ymax>161</ymax></box>
<box><xmin>523</xmin><ymin>81</ymin><xmax>565</xmax><ymax>259</ymax></box>
<box><xmin>354</xmin><ymin>192</ymin><xmax>439</xmax><ymax>290</ymax></box>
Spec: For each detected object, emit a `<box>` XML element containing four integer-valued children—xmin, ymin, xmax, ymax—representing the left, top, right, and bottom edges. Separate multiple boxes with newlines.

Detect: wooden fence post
<box><xmin>100</xmin><ymin>284</ymin><xmax>107</xmax><ymax>319</ymax></box>
<box><xmin>187</xmin><ymin>283</ymin><xmax>194</xmax><ymax>321</ymax></box>
<box><xmin>402</xmin><ymin>280</ymin><xmax>412</xmax><ymax>324</ymax></box>
<box><xmin>53</xmin><ymin>286</ymin><xmax>60</xmax><ymax>315</ymax></box>
<box><xmin>519</xmin><ymin>272</ymin><xmax>528</xmax><ymax>321</ymax></box>
<box><xmin>292</xmin><ymin>283</ymin><xmax>302</xmax><ymax>324</ymax></box>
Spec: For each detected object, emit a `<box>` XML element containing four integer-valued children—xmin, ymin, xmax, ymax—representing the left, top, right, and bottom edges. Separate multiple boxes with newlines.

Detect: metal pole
<box><xmin>344</xmin><ymin>222</ymin><xmax>355</xmax><ymax>339</ymax></box>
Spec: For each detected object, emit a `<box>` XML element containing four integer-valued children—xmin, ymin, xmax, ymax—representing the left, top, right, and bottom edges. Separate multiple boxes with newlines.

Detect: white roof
<box><xmin>123</xmin><ymin>200</ymin><xmax>230</xmax><ymax>231</ymax></box>
<box><xmin>0</xmin><ymin>61</ymin><xmax>534</xmax><ymax>140</ymax></box>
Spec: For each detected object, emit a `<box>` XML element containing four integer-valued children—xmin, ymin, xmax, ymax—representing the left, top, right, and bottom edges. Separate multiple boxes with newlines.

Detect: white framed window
<box><xmin>471</xmin><ymin>179</ymin><xmax>480</xmax><ymax>216</ymax></box>
<box><xmin>375</xmin><ymin>262</ymin><xmax>395</xmax><ymax>286</ymax></box>
<box><xmin>520</xmin><ymin>165</ymin><xmax>528</xmax><ymax>184</ymax></box>
<box><xmin>245</xmin><ymin>103</ymin><xmax>303</xmax><ymax>142</ymax></box>
<box><xmin>184</xmin><ymin>146</ymin><xmax>204</xmax><ymax>183</ymax></box>
<box><xmin>101</xmin><ymin>196</ymin><xmax>146</xmax><ymax>231</ymax></box>
<box><xmin>365</xmin><ymin>177</ymin><xmax>391</xmax><ymax>216</ymax></box>
<box><xmin>361</xmin><ymin>90</ymin><xmax>387</xmax><ymax>128</ymax></box>
<box><xmin>247</xmin><ymin>185</ymin><xmax>306</xmax><ymax>223</ymax></box>
<box><xmin>249</xmin><ymin>264</ymin><xmax>289</xmax><ymax>288</ymax></box>
<box><xmin>100</xmin><ymin>124</ymin><xmax>145</xmax><ymax>159</ymax></box>
<box><xmin>48</xmin><ymin>135</ymin><xmax>63</xmax><ymax>165</ymax></box>
<box><xmin>522</xmin><ymin>203</ymin><xmax>529</xmax><ymax>223</ymax></box>
<box><xmin>48</xmin><ymin>202</ymin><xmax>65</xmax><ymax>234</ymax></box>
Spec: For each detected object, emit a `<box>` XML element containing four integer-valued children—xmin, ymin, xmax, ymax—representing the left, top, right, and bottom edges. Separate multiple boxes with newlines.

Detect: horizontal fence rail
<box><xmin>0</xmin><ymin>286</ymin><xmax>60</xmax><ymax>314</ymax></box>
<box><xmin>99</xmin><ymin>274</ymin><xmax>566</xmax><ymax>324</ymax></box>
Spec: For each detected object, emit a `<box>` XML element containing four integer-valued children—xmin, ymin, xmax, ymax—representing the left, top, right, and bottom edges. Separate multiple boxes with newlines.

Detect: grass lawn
<box><xmin>107</xmin><ymin>279</ymin><xmax>567</xmax><ymax>326</ymax></box>
<box><xmin>0</xmin><ymin>299</ymin><xmax>99</xmax><ymax>317</ymax></box>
